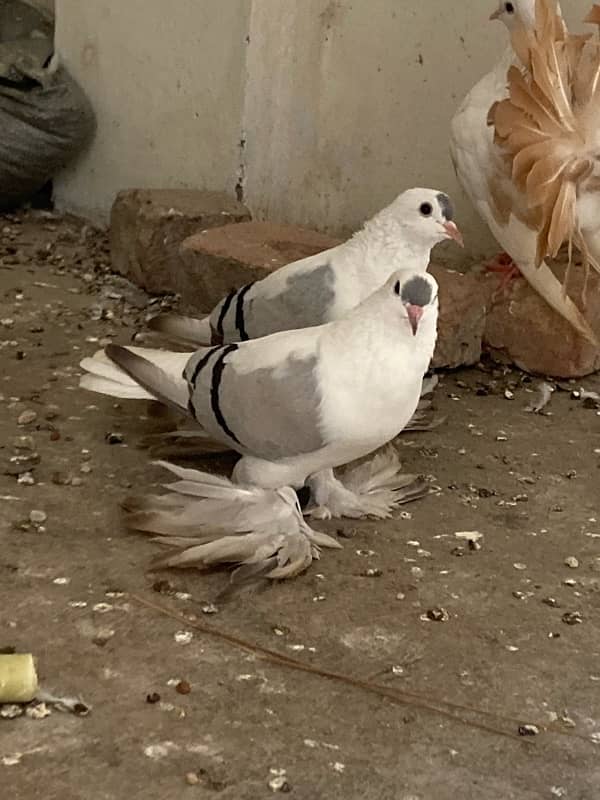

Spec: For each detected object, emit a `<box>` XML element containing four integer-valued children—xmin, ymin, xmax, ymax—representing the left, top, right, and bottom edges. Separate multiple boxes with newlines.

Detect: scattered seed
<box><xmin>363</xmin><ymin>568</ymin><xmax>382</xmax><ymax>578</ymax></box>
<box><xmin>542</xmin><ymin>597</ymin><xmax>560</xmax><ymax>608</ymax></box>
<box><xmin>562</xmin><ymin>612</ymin><xmax>583</xmax><ymax>626</ymax></box>
<box><xmin>25</xmin><ymin>703</ymin><xmax>51</xmax><ymax>720</ymax></box>
<box><xmin>174</xmin><ymin>631</ymin><xmax>193</xmax><ymax>645</ymax></box>
<box><xmin>17</xmin><ymin>410</ymin><xmax>37</xmax><ymax>426</ymax></box>
<box><xmin>0</xmin><ymin>705</ymin><xmax>24</xmax><ymax>719</ymax></box>
<box><xmin>426</xmin><ymin>607</ymin><xmax>450</xmax><ymax>622</ymax></box>
<box><xmin>518</xmin><ymin>724</ymin><xmax>540</xmax><ymax>737</ymax></box>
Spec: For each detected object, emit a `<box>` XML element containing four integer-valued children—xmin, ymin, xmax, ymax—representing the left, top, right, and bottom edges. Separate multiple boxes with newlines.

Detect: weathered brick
<box><xmin>175</xmin><ymin>221</ymin><xmax>340</xmax><ymax>312</ymax></box>
<box><xmin>109</xmin><ymin>189</ymin><xmax>250</xmax><ymax>294</ymax></box>
<box><xmin>430</xmin><ymin>264</ymin><xmax>490</xmax><ymax>369</ymax></box>
<box><xmin>483</xmin><ymin>261</ymin><xmax>600</xmax><ymax>378</ymax></box>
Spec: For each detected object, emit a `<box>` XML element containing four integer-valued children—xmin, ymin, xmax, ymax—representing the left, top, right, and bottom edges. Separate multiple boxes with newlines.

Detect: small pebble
<box><xmin>564</xmin><ymin>557</ymin><xmax>579</xmax><ymax>569</ymax></box>
<box><xmin>174</xmin><ymin>631</ymin><xmax>193</xmax><ymax>645</ymax></box>
<box><xmin>146</xmin><ymin>692</ymin><xmax>161</xmax><ymax>704</ymax></box>
<box><xmin>562</xmin><ymin>611</ymin><xmax>583</xmax><ymax>626</ymax></box>
<box><xmin>175</xmin><ymin>680</ymin><xmax>191</xmax><ymax>695</ymax></box>
<box><xmin>29</xmin><ymin>510</ymin><xmax>47</xmax><ymax>524</ymax></box>
<box><xmin>18</xmin><ymin>410</ymin><xmax>37</xmax><ymax>426</ymax></box>
<box><xmin>185</xmin><ymin>772</ymin><xmax>200</xmax><ymax>786</ymax></box>
<box><xmin>513</xmin><ymin>563</ymin><xmax>527</xmax><ymax>571</ymax></box>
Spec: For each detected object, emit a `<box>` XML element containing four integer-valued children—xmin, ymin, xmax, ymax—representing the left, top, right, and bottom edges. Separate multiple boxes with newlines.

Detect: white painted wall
<box><xmin>54</xmin><ymin>0</ymin><xmax>251</xmax><ymax>222</ymax></box>
<box><xmin>54</xmin><ymin>0</ymin><xmax>592</xmax><ymax>257</ymax></box>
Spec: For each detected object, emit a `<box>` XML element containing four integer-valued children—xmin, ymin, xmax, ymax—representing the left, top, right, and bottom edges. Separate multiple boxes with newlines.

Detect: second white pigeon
<box><xmin>149</xmin><ymin>187</ymin><xmax>460</xmax><ymax>346</ymax></box>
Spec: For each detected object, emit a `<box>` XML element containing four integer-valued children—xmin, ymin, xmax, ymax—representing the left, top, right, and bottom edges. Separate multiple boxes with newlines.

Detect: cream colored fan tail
<box><xmin>490</xmin><ymin>0</ymin><xmax>600</xmax><ymax>343</ymax></box>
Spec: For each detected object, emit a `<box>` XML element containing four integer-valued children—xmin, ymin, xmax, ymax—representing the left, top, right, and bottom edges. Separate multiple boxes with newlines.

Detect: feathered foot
<box><xmin>306</xmin><ymin>447</ymin><xmax>429</xmax><ymax>520</ymax></box>
<box><xmin>123</xmin><ymin>461</ymin><xmax>341</xmax><ymax>593</ymax></box>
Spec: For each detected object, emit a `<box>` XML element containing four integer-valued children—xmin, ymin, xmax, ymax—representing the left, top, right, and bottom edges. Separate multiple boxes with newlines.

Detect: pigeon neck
<box><xmin>349</xmin><ymin>218</ymin><xmax>430</xmax><ymax>275</ymax></box>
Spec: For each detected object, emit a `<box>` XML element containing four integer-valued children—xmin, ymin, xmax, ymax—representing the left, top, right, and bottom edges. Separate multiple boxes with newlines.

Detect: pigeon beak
<box><xmin>443</xmin><ymin>220</ymin><xmax>464</xmax><ymax>247</ymax></box>
<box><xmin>489</xmin><ymin>9</ymin><xmax>502</xmax><ymax>20</ymax></box>
<box><xmin>406</xmin><ymin>304</ymin><xmax>424</xmax><ymax>336</ymax></box>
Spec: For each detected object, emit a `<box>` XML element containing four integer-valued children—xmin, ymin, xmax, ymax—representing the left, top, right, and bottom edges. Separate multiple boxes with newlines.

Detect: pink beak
<box><xmin>489</xmin><ymin>9</ymin><xmax>502</xmax><ymax>20</ymax></box>
<box><xmin>406</xmin><ymin>304</ymin><xmax>424</xmax><ymax>336</ymax></box>
<box><xmin>443</xmin><ymin>220</ymin><xmax>464</xmax><ymax>247</ymax></box>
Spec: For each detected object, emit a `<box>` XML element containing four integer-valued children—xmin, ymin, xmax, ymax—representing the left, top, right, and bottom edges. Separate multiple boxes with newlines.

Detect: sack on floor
<box><xmin>0</xmin><ymin>36</ymin><xmax>96</xmax><ymax>210</ymax></box>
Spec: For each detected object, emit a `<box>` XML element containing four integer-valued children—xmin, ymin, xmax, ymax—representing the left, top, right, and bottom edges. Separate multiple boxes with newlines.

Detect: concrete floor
<box><xmin>1</xmin><ymin>211</ymin><xmax>600</xmax><ymax>799</ymax></box>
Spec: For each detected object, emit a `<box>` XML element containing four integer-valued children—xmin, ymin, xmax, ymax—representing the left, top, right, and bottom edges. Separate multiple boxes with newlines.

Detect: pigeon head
<box><xmin>388</xmin><ymin>270</ymin><xmax>439</xmax><ymax>337</ymax></box>
<box><xmin>382</xmin><ymin>188</ymin><xmax>464</xmax><ymax>251</ymax></box>
<box><xmin>489</xmin><ymin>0</ymin><xmax>537</xmax><ymax>29</ymax></box>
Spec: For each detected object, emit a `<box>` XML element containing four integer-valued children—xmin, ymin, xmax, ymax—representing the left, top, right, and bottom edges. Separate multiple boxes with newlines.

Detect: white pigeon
<box><xmin>148</xmin><ymin>187</ymin><xmax>461</xmax><ymax>347</ymax></box>
<box><xmin>79</xmin><ymin>269</ymin><xmax>439</xmax><ymax>585</ymax></box>
<box><xmin>450</xmin><ymin>0</ymin><xmax>598</xmax><ymax>344</ymax></box>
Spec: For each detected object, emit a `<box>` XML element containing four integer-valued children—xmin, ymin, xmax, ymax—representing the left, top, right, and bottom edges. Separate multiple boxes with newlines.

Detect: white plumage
<box><xmin>148</xmin><ymin>187</ymin><xmax>461</xmax><ymax>347</ymax></box>
<box><xmin>450</xmin><ymin>0</ymin><xmax>598</xmax><ymax>344</ymax></box>
<box><xmin>80</xmin><ymin>270</ymin><xmax>439</xmax><ymax>586</ymax></box>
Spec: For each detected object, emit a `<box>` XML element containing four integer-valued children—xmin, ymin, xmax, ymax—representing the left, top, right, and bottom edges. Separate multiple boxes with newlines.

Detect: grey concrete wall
<box><xmin>54</xmin><ymin>0</ymin><xmax>251</xmax><ymax>222</ymax></box>
<box><xmin>54</xmin><ymin>0</ymin><xmax>592</xmax><ymax>258</ymax></box>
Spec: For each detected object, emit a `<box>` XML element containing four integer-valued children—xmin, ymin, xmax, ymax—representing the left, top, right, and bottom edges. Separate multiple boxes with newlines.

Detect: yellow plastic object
<box><xmin>0</xmin><ymin>654</ymin><xmax>38</xmax><ymax>703</ymax></box>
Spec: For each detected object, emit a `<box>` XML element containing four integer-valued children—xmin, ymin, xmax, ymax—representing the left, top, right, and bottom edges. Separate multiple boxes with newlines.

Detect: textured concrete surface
<box><xmin>2</xmin><ymin>211</ymin><xmax>600</xmax><ymax>799</ymax></box>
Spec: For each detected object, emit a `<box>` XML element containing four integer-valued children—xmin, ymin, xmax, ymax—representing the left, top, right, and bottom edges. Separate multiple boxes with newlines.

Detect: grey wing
<box><xmin>185</xmin><ymin>344</ymin><xmax>327</xmax><ymax>461</ymax></box>
<box><xmin>212</xmin><ymin>262</ymin><xmax>337</xmax><ymax>342</ymax></box>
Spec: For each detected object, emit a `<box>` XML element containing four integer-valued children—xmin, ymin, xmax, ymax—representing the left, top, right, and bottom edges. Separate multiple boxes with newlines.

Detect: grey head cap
<box><xmin>395</xmin><ymin>274</ymin><xmax>434</xmax><ymax>307</ymax></box>
<box><xmin>436</xmin><ymin>192</ymin><xmax>454</xmax><ymax>221</ymax></box>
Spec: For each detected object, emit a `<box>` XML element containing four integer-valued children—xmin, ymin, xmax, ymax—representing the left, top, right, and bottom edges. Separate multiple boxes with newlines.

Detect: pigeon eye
<box><xmin>419</xmin><ymin>202</ymin><xmax>433</xmax><ymax>217</ymax></box>
<box><xmin>394</xmin><ymin>280</ymin><xmax>401</xmax><ymax>295</ymax></box>
<box><xmin>505</xmin><ymin>2</ymin><xmax>514</xmax><ymax>12</ymax></box>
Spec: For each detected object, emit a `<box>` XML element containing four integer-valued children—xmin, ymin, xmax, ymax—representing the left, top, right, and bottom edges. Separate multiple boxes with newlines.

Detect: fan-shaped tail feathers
<box><xmin>124</xmin><ymin>461</ymin><xmax>341</xmax><ymax>590</ymax></box>
<box><xmin>489</xmin><ymin>0</ymin><xmax>600</xmax><ymax>345</ymax></box>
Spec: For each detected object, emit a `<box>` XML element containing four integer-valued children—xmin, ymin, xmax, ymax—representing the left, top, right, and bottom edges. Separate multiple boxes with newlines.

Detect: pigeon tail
<box><xmin>123</xmin><ymin>461</ymin><xmax>341</xmax><ymax>591</ymax></box>
<box><xmin>147</xmin><ymin>313</ymin><xmax>213</xmax><ymax>347</ymax></box>
<box><xmin>79</xmin><ymin>345</ymin><xmax>192</xmax><ymax>412</ymax></box>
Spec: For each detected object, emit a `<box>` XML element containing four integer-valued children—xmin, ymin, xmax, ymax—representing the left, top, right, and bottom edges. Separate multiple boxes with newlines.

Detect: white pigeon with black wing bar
<box><xmin>148</xmin><ymin>187</ymin><xmax>460</xmax><ymax>347</ymax></box>
<box><xmin>79</xmin><ymin>270</ymin><xmax>439</xmax><ymax>585</ymax></box>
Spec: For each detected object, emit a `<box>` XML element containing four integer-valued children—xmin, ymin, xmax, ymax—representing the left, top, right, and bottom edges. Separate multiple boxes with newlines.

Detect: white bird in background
<box><xmin>79</xmin><ymin>270</ymin><xmax>439</xmax><ymax>586</ymax></box>
<box><xmin>490</xmin><ymin>0</ymin><xmax>600</xmax><ymax>322</ymax></box>
<box><xmin>450</xmin><ymin>0</ymin><xmax>598</xmax><ymax>345</ymax></box>
<box><xmin>148</xmin><ymin>187</ymin><xmax>461</xmax><ymax>347</ymax></box>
